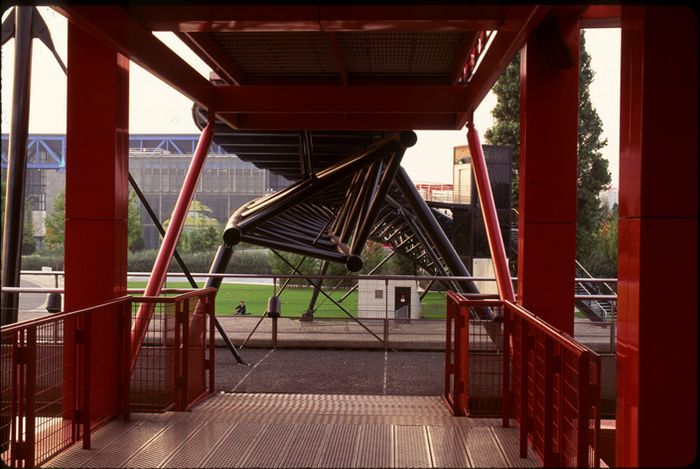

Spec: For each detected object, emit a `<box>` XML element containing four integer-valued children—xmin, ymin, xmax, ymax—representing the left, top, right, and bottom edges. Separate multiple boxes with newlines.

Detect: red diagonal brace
<box><xmin>466</xmin><ymin>121</ymin><xmax>515</xmax><ymax>302</ymax></box>
<box><xmin>130</xmin><ymin>114</ymin><xmax>215</xmax><ymax>370</ymax></box>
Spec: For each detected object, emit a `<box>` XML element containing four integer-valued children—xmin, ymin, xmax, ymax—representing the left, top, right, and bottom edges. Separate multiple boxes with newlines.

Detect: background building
<box><xmin>1</xmin><ymin>134</ymin><xmax>290</xmax><ymax>249</ymax></box>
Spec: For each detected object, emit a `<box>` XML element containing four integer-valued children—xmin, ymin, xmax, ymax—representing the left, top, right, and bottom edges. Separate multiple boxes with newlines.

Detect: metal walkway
<box><xmin>46</xmin><ymin>393</ymin><xmax>540</xmax><ymax>468</ymax></box>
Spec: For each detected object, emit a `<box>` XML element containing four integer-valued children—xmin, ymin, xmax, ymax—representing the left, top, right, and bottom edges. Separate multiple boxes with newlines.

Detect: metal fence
<box><xmin>445</xmin><ymin>293</ymin><xmax>601</xmax><ymax>468</ymax></box>
<box><xmin>506</xmin><ymin>300</ymin><xmax>601</xmax><ymax>468</ymax></box>
<box><xmin>1</xmin><ymin>298</ymin><xmax>129</xmax><ymax>468</ymax></box>
<box><xmin>0</xmin><ymin>288</ymin><xmax>215</xmax><ymax>468</ymax></box>
<box><xmin>129</xmin><ymin>289</ymin><xmax>215</xmax><ymax>412</ymax></box>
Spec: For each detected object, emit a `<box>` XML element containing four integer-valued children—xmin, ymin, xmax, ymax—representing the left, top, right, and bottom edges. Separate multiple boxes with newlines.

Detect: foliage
<box><xmin>128</xmin><ymin>189</ymin><xmax>144</xmax><ymax>251</ymax></box>
<box><xmin>483</xmin><ymin>31</ymin><xmax>613</xmax><ymax>273</ymax></box>
<box><xmin>42</xmin><ymin>189</ymin><xmax>146</xmax><ymax>252</ymax></box>
<box><xmin>164</xmin><ymin>199</ymin><xmax>222</xmax><ymax>253</ymax></box>
<box><xmin>22</xmin><ymin>198</ymin><xmax>36</xmax><ymax>254</ymax></box>
<box><xmin>575</xmin><ymin>32</ymin><xmax>612</xmax><ymax>264</ymax></box>
<box><xmin>43</xmin><ymin>191</ymin><xmax>65</xmax><ymax>251</ymax></box>
<box><xmin>583</xmin><ymin>205</ymin><xmax>618</xmax><ymax>278</ymax></box>
<box><xmin>483</xmin><ymin>54</ymin><xmax>521</xmax><ymax>205</ymax></box>
<box><xmin>126</xmin><ymin>248</ymin><xmax>271</xmax><ymax>274</ymax></box>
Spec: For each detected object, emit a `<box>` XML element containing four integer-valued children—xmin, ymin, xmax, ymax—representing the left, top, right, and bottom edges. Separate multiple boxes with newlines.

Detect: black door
<box><xmin>394</xmin><ymin>287</ymin><xmax>411</xmax><ymax>321</ymax></box>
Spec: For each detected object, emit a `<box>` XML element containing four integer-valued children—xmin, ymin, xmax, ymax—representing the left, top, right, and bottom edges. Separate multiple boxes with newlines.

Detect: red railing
<box><xmin>445</xmin><ymin>293</ymin><xmax>505</xmax><ymax>418</ymax></box>
<box><xmin>1</xmin><ymin>297</ymin><xmax>130</xmax><ymax>468</ymax></box>
<box><xmin>0</xmin><ymin>288</ymin><xmax>215</xmax><ymax>468</ymax></box>
<box><xmin>130</xmin><ymin>289</ymin><xmax>216</xmax><ymax>412</ymax></box>
<box><xmin>505</xmin><ymin>300</ymin><xmax>601</xmax><ymax>467</ymax></box>
<box><xmin>445</xmin><ymin>292</ymin><xmax>601</xmax><ymax>468</ymax></box>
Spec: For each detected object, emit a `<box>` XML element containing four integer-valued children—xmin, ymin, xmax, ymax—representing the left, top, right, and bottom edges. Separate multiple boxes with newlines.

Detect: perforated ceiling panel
<box><xmin>206</xmin><ymin>30</ymin><xmax>471</xmax><ymax>83</ymax></box>
<box><xmin>338</xmin><ymin>31</ymin><xmax>468</xmax><ymax>75</ymax></box>
<box><xmin>210</xmin><ymin>32</ymin><xmax>338</xmax><ymax>78</ymax></box>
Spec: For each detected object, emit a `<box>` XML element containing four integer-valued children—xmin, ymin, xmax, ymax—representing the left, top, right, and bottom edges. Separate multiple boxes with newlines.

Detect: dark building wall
<box><xmin>450</xmin><ymin>144</ymin><xmax>513</xmax><ymax>272</ymax></box>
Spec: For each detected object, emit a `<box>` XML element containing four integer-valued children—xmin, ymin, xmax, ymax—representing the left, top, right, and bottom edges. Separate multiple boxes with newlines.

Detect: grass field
<box><xmin>128</xmin><ymin>281</ymin><xmax>448</xmax><ymax>319</ymax></box>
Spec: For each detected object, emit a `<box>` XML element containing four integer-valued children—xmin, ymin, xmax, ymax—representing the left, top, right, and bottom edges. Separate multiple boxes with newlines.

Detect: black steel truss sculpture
<box><xmin>192</xmin><ymin>106</ymin><xmax>488</xmax><ymax>321</ymax></box>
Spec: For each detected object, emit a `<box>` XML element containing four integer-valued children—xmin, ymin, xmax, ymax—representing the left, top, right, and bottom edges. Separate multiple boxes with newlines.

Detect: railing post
<box><xmin>444</xmin><ymin>294</ymin><xmax>454</xmax><ymax>409</ymax></box>
<box><xmin>502</xmin><ymin>305</ymin><xmax>510</xmax><ymax>427</ymax></box>
<box><xmin>208</xmin><ymin>292</ymin><xmax>216</xmax><ymax>393</ymax></box>
<box><xmin>25</xmin><ymin>328</ymin><xmax>37</xmax><ymax>468</ymax></box>
<box><xmin>121</xmin><ymin>300</ymin><xmax>132</xmax><ymax>420</ymax></box>
<box><xmin>576</xmin><ymin>352</ymin><xmax>591</xmax><ymax>468</ymax></box>
<box><xmin>543</xmin><ymin>336</ymin><xmax>555</xmax><ymax>466</ymax></box>
<box><xmin>519</xmin><ymin>323</ymin><xmax>530</xmax><ymax>459</ymax></box>
<box><xmin>181</xmin><ymin>299</ymin><xmax>190</xmax><ymax>410</ymax></box>
<box><xmin>457</xmin><ymin>302</ymin><xmax>469</xmax><ymax>416</ymax></box>
<box><xmin>174</xmin><ymin>300</ymin><xmax>183</xmax><ymax>411</ymax></box>
<box><xmin>81</xmin><ymin>312</ymin><xmax>92</xmax><ymax>449</ymax></box>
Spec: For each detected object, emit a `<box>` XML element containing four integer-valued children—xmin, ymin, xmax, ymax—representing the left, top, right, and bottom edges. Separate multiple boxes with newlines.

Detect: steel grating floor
<box><xmin>45</xmin><ymin>393</ymin><xmax>540</xmax><ymax>468</ymax></box>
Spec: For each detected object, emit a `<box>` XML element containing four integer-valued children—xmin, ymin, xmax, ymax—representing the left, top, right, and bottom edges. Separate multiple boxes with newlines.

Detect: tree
<box><xmin>22</xmin><ymin>198</ymin><xmax>36</xmax><ymax>254</ymax></box>
<box><xmin>43</xmin><ymin>189</ymin><xmax>147</xmax><ymax>252</ymax></box>
<box><xmin>127</xmin><ymin>189</ymin><xmax>144</xmax><ymax>251</ymax></box>
<box><xmin>584</xmin><ymin>204</ymin><xmax>618</xmax><ymax>278</ymax></box>
<box><xmin>484</xmin><ymin>31</ymin><xmax>612</xmax><ymax>271</ymax></box>
<box><xmin>43</xmin><ymin>191</ymin><xmax>65</xmax><ymax>251</ymax></box>
<box><xmin>164</xmin><ymin>199</ymin><xmax>222</xmax><ymax>253</ymax></box>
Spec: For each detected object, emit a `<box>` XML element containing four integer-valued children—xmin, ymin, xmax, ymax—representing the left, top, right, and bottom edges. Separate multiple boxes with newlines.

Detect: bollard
<box><xmin>46</xmin><ymin>292</ymin><xmax>62</xmax><ymax>313</ymax></box>
<box><xmin>267</xmin><ymin>296</ymin><xmax>281</xmax><ymax>348</ymax></box>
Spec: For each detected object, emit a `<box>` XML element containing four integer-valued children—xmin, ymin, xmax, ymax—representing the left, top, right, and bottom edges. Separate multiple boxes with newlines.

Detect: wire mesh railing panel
<box><xmin>130</xmin><ymin>301</ymin><xmax>176</xmax><ymax>412</ymax></box>
<box><xmin>1</xmin><ymin>333</ymin><xmax>17</xmax><ymax>466</ymax></box>
<box><xmin>184</xmin><ymin>296</ymin><xmax>208</xmax><ymax>408</ymax></box>
<box><xmin>33</xmin><ymin>320</ymin><xmax>74</xmax><ymax>466</ymax></box>
<box><xmin>468</xmin><ymin>314</ymin><xmax>504</xmax><ymax>417</ymax></box>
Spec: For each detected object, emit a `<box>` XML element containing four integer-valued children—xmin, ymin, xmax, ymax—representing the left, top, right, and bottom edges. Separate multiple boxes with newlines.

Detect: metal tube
<box><xmin>204</xmin><ymin>244</ymin><xmax>245</xmax><ymax>364</ymax></box>
<box><xmin>466</xmin><ymin>122</ymin><xmax>516</xmax><ymax>302</ymax></box>
<box><xmin>304</xmin><ymin>260</ymin><xmax>329</xmax><ymax>318</ymax></box>
<box><xmin>231</xmin><ymin>133</ymin><xmax>398</xmax><ymax>233</ymax></box>
<box><xmin>1</xmin><ymin>7</ymin><xmax>34</xmax><ymax>326</ymax></box>
<box><xmin>395</xmin><ymin>168</ymin><xmax>475</xmax><ymax>286</ymax></box>
<box><xmin>128</xmin><ymin>172</ymin><xmax>198</xmax><ymax>289</ymax></box>
<box><xmin>272</xmin><ymin>251</ymin><xmax>386</xmax><ymax>345</ymax></box>
<box><xmin>351</xmin><ymin>132</ymin><xmax>415</xmax><ymax>253</ymax></box>
<box><xmin>131</xmin><ymin>117</ymin><xmax>214</xmax><ymax>369</ymax></box>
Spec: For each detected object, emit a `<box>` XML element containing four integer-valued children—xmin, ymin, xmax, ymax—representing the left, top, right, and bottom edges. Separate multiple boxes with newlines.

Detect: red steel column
<box><xmin>517</xmin><ymin>18</ymin><xmax>579</xmax><ymax>335</ymax></box>
<box><xmin>130</xmin><ymin>118</ymin><xmax>214</xmax><ymax>367</ymax></box>
<box><xmin>617</xmin><ymin>6</ymin><xmax>697</xmax><ymax>466</ymax></box>
<box><xmin>64</xmin><ymin>23</ymin><xmax>129</xmax><ymax>422</ymax></box>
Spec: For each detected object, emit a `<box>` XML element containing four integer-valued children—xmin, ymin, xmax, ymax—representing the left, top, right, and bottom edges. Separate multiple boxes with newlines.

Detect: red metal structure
<box><xmin>1</xmin><ymin>4</ymin><xmax>697</xmax><ymax>468</ymax></box>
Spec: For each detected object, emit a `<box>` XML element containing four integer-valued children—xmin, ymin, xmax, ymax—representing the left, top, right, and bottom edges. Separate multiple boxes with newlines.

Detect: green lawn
<box><xmin>128</xmin><ymin>281</ymin><xmax>448</xmax><ymax>319</ymax></box>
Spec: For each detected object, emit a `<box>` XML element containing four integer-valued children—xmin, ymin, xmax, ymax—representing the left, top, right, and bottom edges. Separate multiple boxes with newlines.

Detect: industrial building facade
<box><xmin>1</xmin><ymin>134</ymin><xmax>289</xmax><ymax>249</ymax></box>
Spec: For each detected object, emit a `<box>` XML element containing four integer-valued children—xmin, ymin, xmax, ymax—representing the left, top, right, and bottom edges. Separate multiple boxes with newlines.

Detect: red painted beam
<box><xmin>130</xmin><ymin>5</ymin><xmax>505</xmax><ymax>32</ymax></box>
<box><xmin>130</xmin><ymin>118</ymin><xmax>214</xmax><ymax>369</ymax></box>
<box><xmin>466</xmin><ymin>122</ymin><xmax>515</xmax><ymax>302</ymax></box>
<box><xmin>176</xmin><ymin>32</ymin><xmax>246</xmax><ymax>85</ymax></box>
<box><xmin>580</xmin><ymin>5</ymin><xmax>621</xmax><ymax>28</ymax></box>
<box><xmin>214</xmin><ymin>85</ymin><xmax>470</xmax><ymax>114</ymax></box>
<box><xmin>55</xmin><ymin>5</ymin><xmax>215</xmax><ymax>109</ymax></box>
<box><xmin>456</xmin><ymin>5</ymin><xmax>549</xmax><ymax>124</ymax></box>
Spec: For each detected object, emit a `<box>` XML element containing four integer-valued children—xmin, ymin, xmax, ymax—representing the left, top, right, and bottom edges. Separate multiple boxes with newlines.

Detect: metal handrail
<box><xmin>18</xmin><ymin>269</ymin><xmax>619</xmax><ymax>284</ymax></box>
<box><xmin>0</xmin><ymin>295</ymin><xmax>130</xmax><ymax>333</ymax></box>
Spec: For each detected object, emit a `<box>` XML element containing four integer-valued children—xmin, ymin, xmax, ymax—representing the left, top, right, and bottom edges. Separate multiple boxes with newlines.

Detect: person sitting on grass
<box><xmin>235</xmin><ymin>300</ymin><xmax>247</xmax><ymax>315</ymax></box>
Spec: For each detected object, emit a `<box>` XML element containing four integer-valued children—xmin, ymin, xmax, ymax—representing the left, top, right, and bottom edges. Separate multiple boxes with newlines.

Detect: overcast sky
<box><xmin>1</xmin><ymin>7</ymin><xmax>620</xmax><ymax>187</ymax></box>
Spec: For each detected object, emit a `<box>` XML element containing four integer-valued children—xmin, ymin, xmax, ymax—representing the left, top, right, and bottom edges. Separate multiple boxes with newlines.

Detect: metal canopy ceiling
<box><xmin>56</xmin><ymin>4</ymin><xmax>617</xmax><ymax>131</ymax></box>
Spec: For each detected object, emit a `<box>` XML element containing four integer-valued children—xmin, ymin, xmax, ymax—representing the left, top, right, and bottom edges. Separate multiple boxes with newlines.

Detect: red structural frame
<box><xmin>2</xmin><ymin>4</ymin><xmax>694</xmax><ymax>467</ymax></box>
